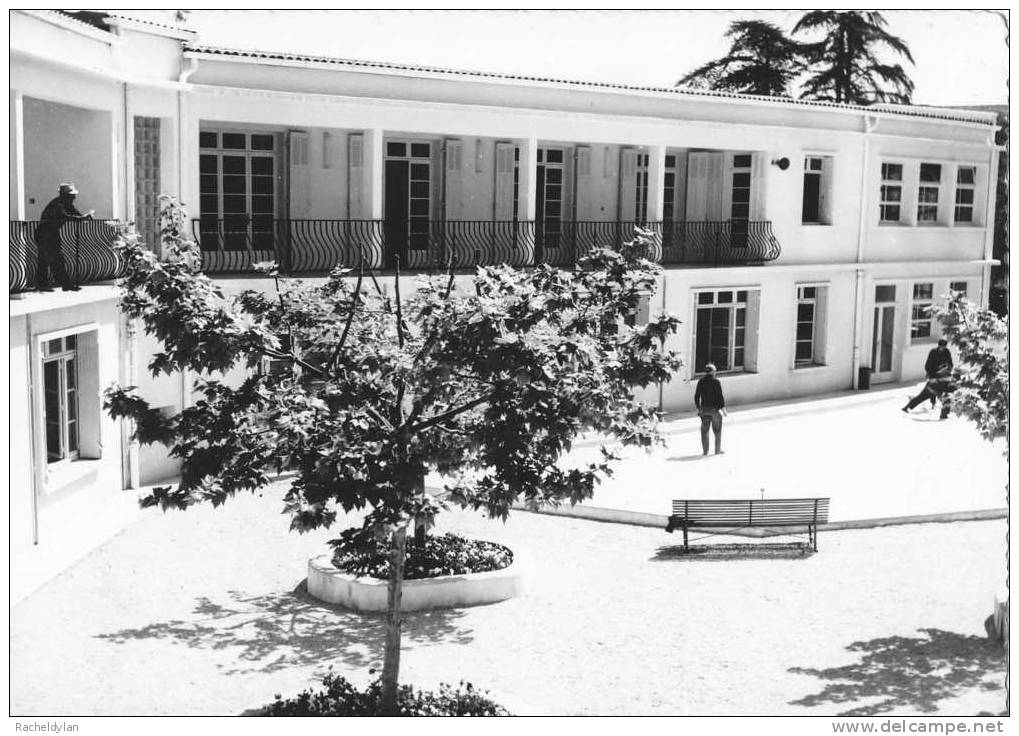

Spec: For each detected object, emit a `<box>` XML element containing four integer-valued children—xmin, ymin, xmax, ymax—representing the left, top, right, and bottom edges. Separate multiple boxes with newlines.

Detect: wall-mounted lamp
<box><xmin>771</xmin><ymin>157</ymin><xmax>791</xmax><ymax>170</ymax></box>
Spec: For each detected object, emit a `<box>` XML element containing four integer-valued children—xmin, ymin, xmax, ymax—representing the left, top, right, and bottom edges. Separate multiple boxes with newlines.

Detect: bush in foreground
<box><xmin>257</xmin><ymin>672</ymin><xmax>510</xmax><ymax>716</ymax></box>
<box><xmin>331</xmin><ymin>532</ymin><xmax>513</xmax><ymax>580</ymax></box>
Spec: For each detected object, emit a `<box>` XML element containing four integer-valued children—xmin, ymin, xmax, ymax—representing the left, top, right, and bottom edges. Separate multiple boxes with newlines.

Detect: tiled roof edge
<box><xmin>183</xmin><ymin>43</ymin><xmax>998</xmax><ymax>127</ymax></box>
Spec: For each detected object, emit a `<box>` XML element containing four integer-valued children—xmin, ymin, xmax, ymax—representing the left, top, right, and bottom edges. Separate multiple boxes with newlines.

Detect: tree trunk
<box><xmin>380</xmin><ymin>524</ymin><xmax>407</xmax><ymax>715</ymax></box>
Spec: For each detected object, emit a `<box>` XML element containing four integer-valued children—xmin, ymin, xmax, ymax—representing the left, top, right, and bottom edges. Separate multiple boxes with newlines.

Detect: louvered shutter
<box><xmin>618</xmin><ymin>148</ymin><xmax>638</xmax><ymax>222</ymax></box>
<box><xmin>444</xmin><ymin>139</ymin><xmax>464</xmax><ymax>219</ymax></box>
<box><xmin>494</xmin><ymin>142</ymin><xmax>515</xmax><ymax>220</ymax></box>
<box><xmin>686</xmin><ymin>152</ymin><xmax>724</xmax><ymax>221</ymax></box>
<box><xmin>575</xmin><ymin>145</ymin><xmax>593</xmax><ymax>220</ymax></box>
<box><xmin>743</xmin><ymin>290</ymin><xmax>760</xmax><ymax>373</ymax></box>
<box><xmin>749</xmin><ymin>152</ymin><xmax>766</xmax><ymax>220</ymax></box>
<box><xmin>347</xmin><ymin>133</ymin><xmax>364</xmax><ymax>219</ymax></box>
<box><xmin>813</xmin><ymin>287</ymin><xmax>829</xmax><ymax>365</ymax></box>
<box><xmin>288</xmin><ymin>131</ymin><xmax>311</xmax><ymax>218</ymax></box>
<box><xmin>76</xmin><ymin>330</ymin><xmax>102</xmax><ymax>459</ymax></box>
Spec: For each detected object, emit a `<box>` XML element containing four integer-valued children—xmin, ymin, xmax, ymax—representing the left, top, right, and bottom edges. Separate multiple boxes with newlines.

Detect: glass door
<box><xmin>535</xmin><ymin>147</ymin><xmax>564</xmax><ymax>258</ymax></box>
<box><xmin>384</xmin><ymin>141</ymin><xmax>432</xmax><ymax>268</ymax></box>
<box><xmin>871</xmin><ymin>285</ymin><xmax>896</xmax><ymax>382</ymax></box>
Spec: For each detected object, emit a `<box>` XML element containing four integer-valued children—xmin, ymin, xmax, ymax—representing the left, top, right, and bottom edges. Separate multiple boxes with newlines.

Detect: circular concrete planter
<box><xmin>307</xmin><ymin>552</ymin><xmax>522</xmax><ymax>612</ymax></box>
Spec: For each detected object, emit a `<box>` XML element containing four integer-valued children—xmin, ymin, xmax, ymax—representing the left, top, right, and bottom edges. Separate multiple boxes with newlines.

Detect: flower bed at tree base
<box><xmin>308</xmin><ymin>534</ymin><xmax>521</xmax><ymax>612</ymax></box>
<box><xmin>253</xmin><ymin>672</ymin><xmax>510</xmax><ymax>716</ymax></box>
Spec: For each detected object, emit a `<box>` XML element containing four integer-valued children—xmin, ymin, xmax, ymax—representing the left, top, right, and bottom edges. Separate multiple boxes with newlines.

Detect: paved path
<box><xmin>545</xmin><ymin>385</ymin><xmax>1007</xmax><ymax>522</ymax></box>
<box><xmin>10</xmin><ymin>484</ymin><xmax>1007</xmax><ymax>716</ymax></box>
<box><xmin>11</xmin><ymin>386</ymin><xmax>1009</xmax><ymax>716</ymax></box>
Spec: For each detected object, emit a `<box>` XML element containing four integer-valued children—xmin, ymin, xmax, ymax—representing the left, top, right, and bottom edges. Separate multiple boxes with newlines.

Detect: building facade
<box><xmin>9</xmin><ymin>10</ymin><xmax>1001</xmax><ymax>597</ymax></box>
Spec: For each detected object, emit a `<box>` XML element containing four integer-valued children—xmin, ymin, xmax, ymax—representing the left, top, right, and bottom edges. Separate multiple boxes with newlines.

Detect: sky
<box><xmin>169</xmin><ymin>9</ymin><xmax>1009</xmax><ymax>107</ymax></box>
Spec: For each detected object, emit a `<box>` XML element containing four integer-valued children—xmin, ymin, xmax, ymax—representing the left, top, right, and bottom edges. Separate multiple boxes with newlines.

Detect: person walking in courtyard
<box><xmin>695</xmin><ymin>363</ymin><xmax>727</xmax><ymax>455</ymax></box>
<box><xmin>902</xmin><ymin>339</ymin><xmax>954</xmax><ymax>417</ymax></box>
<box><xmin>34</xmin><ymin>182</ymin><xmax>93</xmax><ymax>292</ymax></box>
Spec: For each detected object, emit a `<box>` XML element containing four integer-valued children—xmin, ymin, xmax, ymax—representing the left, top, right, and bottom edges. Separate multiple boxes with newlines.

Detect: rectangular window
<box><xmin>949</xmin><ymin>280</ymin><xmax>968</xmax><ymax>297</ymax></box>
<box><xmin>794</xmin><ymin>285</ymin><xmax>829</xmax><ymax>367</ymax></box>
<box><xmin>694</xmin><ymin>289</ymin><xmax>758</xmax><ymax>374</ymax></box>
<box><xmin>730</xmin><ymin>154</ymin><xmax>752</xmax><ymax>247</ymax></box>
<box><xmin>880</xmin><ymin>163</ymin><xmax>903</xmax><ymax>223</ymax></box>
<box><xmin>911</xmin><ymin>282</ymin><xmax>935</xmax><ymax>340</ymax></box>
<box><xmin>917</xmin><ymin>163</ymin><xmax>942</xmax><ymax>223</ymax></box>
<box><xmin>801</xmin><ymin>156</ymin><xmax>833</xmax><ymax>225</ymax></box>
<box><xmin>634</xmin><ymin>153</ymin><xmax>649</xmax><ymax>223</ymax></box>
<box><xmin>199</xmin><ymin>130</ymin><xmax>280</xmax><ymax>252</ymax></box>
<box><xmin>954</xmin><ymin>166</ymin><xmax>976</xmax><ymax>223</ymax></box>
<box><xmin>42</xmin><ymin>336</ymin><xmax>79</xmax><ymax>464</ymax></box>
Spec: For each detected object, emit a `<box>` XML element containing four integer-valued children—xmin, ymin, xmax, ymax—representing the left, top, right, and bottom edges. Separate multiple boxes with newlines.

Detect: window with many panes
<box><xmin>43</xmin><ymin>336</ymin><xmax>78</xmax><ymax>464</ymax></box>
<box><xmin>880</xmin><ymin>163</ymin><xmax>903</xmax><ymax>223</ymax></box>
<box><xmin>730</xmin><ymin>154</ymin><xmax>752</xmax><ymax>247</ymax></box>
<box><xmin>911</xmin><ymin>282</ymin><xmax>935</xmax><ymax>340</ymax></box>
<box><xmin>694</xmin><ymin>289</ymin><xmax>759</xmax><ymax>374</ymax></box>
<box><xmin>199</xmin><ymin>130</ymin><xmax>279</xmax><ymax>251</ymax></box>
<box><xmin>536</xmin><ymin>148</ymin><xmax>565</xmax><ymax>247</ymax></box>
<box><xmin>794</xmin><ymin>285</ymin><xmax>828</xmax><ymax>367</ymax></box>
<box><xmin>802</xmin><ymin>156</ymin><xmax>833</xmax><ymax>225</ymax></box>
<box><xmin>954</xmin><ymin>166</ymin><xmax>976</xmax><ymax>223</ymax></box>
<box><xmin>917</xmin><ymin>163</ymin><xmax>942</xmax><ymax>223</ymax></box>
<box><xmin>950</xmin><ymin>280</ymin><xmax>968</xmax><ymax>297</ymax></box>
<box><xmin>635</xmin><ymin>153</ymin><xmax>649</xmax><ymax>223</ymax></box>
<box><xmin>662</xmin><ymin>154</ymin><xmax>678</xmax><ymax>248</ymax></box>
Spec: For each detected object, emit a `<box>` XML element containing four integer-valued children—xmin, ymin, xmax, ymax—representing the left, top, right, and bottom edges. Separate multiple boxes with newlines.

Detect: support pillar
<box><xmin>10</xmin><ymin>89</ymin><xmax>25</xmax><ymax>220</ymax></box>
<box><xmin>366</xmin><ymin>128</ymin><xmax>384</xmax><ymax>220</ymax></box>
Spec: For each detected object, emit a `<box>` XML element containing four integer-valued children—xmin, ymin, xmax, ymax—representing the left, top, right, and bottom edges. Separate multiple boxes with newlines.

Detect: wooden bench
<box><xmin>665</xmin><ymin>497</ymin><xmax>831</xmax><ymax>552</ymax></box>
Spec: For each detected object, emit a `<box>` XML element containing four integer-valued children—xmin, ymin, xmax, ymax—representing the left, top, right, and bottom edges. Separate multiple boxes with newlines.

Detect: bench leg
<box><xmin>682</xmin><ymin>524</ymin><xmax>688</xmax><ymax>549</ymax></box>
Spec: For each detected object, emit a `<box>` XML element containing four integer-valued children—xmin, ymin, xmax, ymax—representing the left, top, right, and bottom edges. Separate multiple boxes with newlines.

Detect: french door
<box><xmin>535</xmin><ymin>147</ymin><xmax>565</xmax><ymax>256</ymax></box>
<box><xmin>384</xmin><ymin>141</ymin><xmax>432</xmax><ymax>267</ymax></box>
<box><xmin>871</xmin><ymin>285</ymin><xmax>897</xmax><ymax>383</ymax></box>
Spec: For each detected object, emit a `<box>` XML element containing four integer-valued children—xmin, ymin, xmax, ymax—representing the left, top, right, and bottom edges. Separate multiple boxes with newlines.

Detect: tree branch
<box><xmin>404</xmin><ymin>394</ymin><xmax>491</xmax><ymax>434</ymax></box>
<box><xmin>329</xmin><ymin>263</ymin><xmax>364</xmax><ymax>372</ymax></box>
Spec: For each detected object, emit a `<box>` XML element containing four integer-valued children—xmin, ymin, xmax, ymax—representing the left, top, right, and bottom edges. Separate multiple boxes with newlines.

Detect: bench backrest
<box><xmin>671</xmin><ymin>498</ymin><xmax>830</xmax><ymax>526</ymax></box>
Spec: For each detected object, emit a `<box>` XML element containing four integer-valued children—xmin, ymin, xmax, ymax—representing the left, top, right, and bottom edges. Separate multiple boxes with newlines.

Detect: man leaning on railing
<box><xmin>34</xmin><ymin>182</ymin><xmax>94</xmax><ymax>292</ymax></box>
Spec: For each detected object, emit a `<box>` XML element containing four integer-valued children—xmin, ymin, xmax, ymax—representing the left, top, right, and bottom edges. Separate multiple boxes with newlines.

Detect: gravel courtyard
<box><xmin>10</xmin><ymin>481</ymin><xmax>1007</xmax><ymax>716</ymax></box>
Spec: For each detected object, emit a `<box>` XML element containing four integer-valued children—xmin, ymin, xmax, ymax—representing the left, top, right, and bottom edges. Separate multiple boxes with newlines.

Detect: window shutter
<box><xmin>288</xmin><ymin>130</ymin><xmax>311</xmax><ymax>218</ymax></box>
<box><xmin>348</xmin><ymin>133</ymin><xmax>365</xmax><ymax>219</ymax></box>
<box><xmin>322</xmin><ymin>132</ymin><xmax>334</xmax><ymax>169</ymax></box>
<box><xmin>494</xmin><ymin>142</ymin><xmax>515</xmax><ymax>220</ymax></box>
<box><xmin>749</xmin><ymin>152</ymin><xmax>766</xmax><ymax>220</ymax></box>
<box><xmin>743</xmin><ymin>290</ymin><xmax>761</xmax><ymax>373</ymax></box>
<box><xmin>618</xmin><ymin>148</ymin><xmax>638</xmax><ymax>221</ymax></box>
<box><xmin>75</xmin><ymin>330</ymin><xmax>102</xmax><ymax>460</ymax></box>
<box><xmin>813</xmin><ymin>287</ymin><xmax>829</xmax><ymax>365</ymax></box>
<box><xmin>685</xmin><ymin>152</ymin><xmax>725</xmax><ymax>221</ymax></box>
<box><xmin>445</xmin><ymin>139</ymin><xmax>464</xmax><ymax>219</ymax></box>
<box><xmin>575</xmin><ymin>145</ymin><xmax>593</xmax><ymax>220</ymax></box>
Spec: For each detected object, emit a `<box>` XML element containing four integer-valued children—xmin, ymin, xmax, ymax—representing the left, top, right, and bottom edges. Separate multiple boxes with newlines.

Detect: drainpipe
<box><xmin>851</xmin><ymin>115</ymin><xmax>879</xmax><ymax>389</ymax></box>
<box><xmin>26</xmin><ymin>315</ymin><xmax>41</xmax><ymax>545</ymax></box>
<box><xmin>978</xmin><ymin>126</ymin><xmax>1002</xmax><ymax>309</ymax></box>
<box><xmin>177</xmin><ymin>57</ymin><xmax>199</xmax><ymax>412</ymax></box>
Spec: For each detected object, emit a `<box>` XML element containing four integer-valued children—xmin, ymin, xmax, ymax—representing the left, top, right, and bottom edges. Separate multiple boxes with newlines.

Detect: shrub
<box><xmin>331</xmin><ymin>532</ymin><xmax>512</xmax><ymax>580</ymax></box>
<box><xmin>257</xmin><ymin>672</ymin><xmax>510</xmax><ymax>716</ymax></box>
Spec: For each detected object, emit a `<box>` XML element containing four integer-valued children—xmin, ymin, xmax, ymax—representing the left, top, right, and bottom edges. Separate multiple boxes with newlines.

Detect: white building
<box><xmin>9</xmin><ymin>10</ymin><xmax>1000</xmax><ymax>597</ymax></box>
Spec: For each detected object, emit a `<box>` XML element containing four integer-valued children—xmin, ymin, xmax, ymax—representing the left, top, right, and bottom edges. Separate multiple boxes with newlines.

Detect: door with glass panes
<box><xmin>871</xmin><ymin>285</ymin><xmax>897</xmax><ymax>383</ymax></box>
<box><xmin>535</xmin><ymin>147</ymin><xmax>565</xmax><ymax>258</ymax></box>
<box><xmin>384</xmin><ymin>141</ymin><xmax>432</xmax><ymax>268</ymax></box>
<box><xmin>198</xmin><ymin>131</ymin><xmax>279</xmax><ymax>253</ymax></box>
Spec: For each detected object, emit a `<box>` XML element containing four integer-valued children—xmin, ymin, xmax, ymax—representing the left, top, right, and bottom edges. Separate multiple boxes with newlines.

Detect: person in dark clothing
<box><xmin>902</xmin><ymin>339</ymin><xmax>954</xmax><ymax>418</ymax></box>
<box><xmin>34</xmin><ymin>182</ymin><xmax>93</xmax><ymax>292</ymax></box>
<box><xmin>694</xmin><ymin>363</ymin><xmax>727</xmax><ymax>455</ymax></box>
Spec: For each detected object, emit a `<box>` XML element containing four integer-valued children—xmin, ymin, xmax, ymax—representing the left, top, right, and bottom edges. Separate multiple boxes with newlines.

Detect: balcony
<box><xmin>10</xmin><ymin>220</ymin><xmax>125</xmax><ymax>295</ymax></box>
<box><xmin>192</xmin><ymin>219</ymin><xmax>781</xmax><ymax>274</ymax></box>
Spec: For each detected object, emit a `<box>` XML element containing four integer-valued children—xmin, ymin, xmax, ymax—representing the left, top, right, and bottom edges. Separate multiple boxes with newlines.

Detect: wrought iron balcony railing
<box><xmin>10</xmin><ymin>219</ymin><xmax>125</xmax><ymax>294</ymax></box>
<box><xmin>191</xmin><ymin>218</ymin><xmax>780</xmax><ymax>274</ymax></box>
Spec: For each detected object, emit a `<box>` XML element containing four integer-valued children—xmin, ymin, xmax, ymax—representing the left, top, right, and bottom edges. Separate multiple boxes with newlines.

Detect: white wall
<box><xmin>23</xmin><ymin>97</ymin><xmax>114</xmax><ymax>218</ymax></box>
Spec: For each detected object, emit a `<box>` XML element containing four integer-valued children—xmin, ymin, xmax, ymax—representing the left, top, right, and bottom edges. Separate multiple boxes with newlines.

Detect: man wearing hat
<box><xmin>34</xmin><ymin>182</ymin><xmax>94</xmax><ymax>292</ymax></box>
<box><xmin>694</xmin><ymin>363</ymin><xmax>728</xmax><ymax>455</ymax></box>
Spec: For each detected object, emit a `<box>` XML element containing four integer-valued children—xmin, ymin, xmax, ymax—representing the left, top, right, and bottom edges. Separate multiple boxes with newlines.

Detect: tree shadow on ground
<box><xmin>652</xmin><ymin>542</ymin><xmax>814</xmax><ymax>561</ymax></box>
<box><xmin>96</xmin><ymin>581</ymin><xmax>474</xmax><ymax>675</ymax></box>
<box><xmin>789</xmin><ymin>628</ymin><xmax>1006</xmax><ymax>716</ymax></box>
<box><xmin>665</xmin><ymin>453</ymin><xmax>710</xmax><ymax>463</ymax></box>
